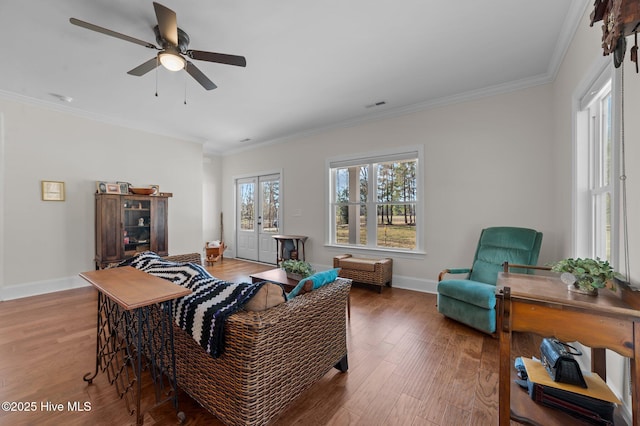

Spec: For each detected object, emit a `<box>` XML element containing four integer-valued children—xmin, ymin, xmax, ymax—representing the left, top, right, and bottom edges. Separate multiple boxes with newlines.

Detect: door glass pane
<box><xmin>240</xmin><ymin>182</ymin><xmax>255</xmax><ymax>231</ymax></box>
<box><xmin>261</xmin><ymin>179</ymin><xmax>279</xmax><ymax>233</ymax></box>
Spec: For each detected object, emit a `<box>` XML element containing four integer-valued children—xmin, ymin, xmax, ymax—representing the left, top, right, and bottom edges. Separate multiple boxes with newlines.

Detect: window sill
<box><xmin>324</xmin><ymin>244</ymin><xmax>426</xmax><ymax>259</ymax></box>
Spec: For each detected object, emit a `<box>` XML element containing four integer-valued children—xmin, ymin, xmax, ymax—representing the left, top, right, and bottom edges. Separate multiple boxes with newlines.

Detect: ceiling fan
<box><xmin>70</xmin><ymin>2</ymin><xmax>246</xmax><ymax>90</ymax></box>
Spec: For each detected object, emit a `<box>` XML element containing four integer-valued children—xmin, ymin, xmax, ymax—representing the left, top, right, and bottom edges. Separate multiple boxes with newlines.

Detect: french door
<box><xmin>235</xmin><ymin>174</ymin><xmax>280</xmax><ymax>263</ymax></box>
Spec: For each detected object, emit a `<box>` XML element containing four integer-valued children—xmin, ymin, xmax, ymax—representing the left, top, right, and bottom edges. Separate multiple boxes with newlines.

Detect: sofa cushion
<box><xmin>338</xmin><ymin>258</ymin><xmax>378</xmax><ymax>272</ymax></box>
<box><xmin>287</xmin><ymin>268</ymin><xmax>340</xmax><ymax>300</ymax></box>
<box><xmin>437</xmin><ymin>279</ymin><xmax>496</xmax><ymax>309</ymax></box>
<box><xmin>244</xmin><ymin>282</ymin><xmax>286</xmax><ymax>311</ymax></box>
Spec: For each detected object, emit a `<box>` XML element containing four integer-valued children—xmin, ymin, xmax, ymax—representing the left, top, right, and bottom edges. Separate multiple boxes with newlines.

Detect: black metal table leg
<box><xmin>84</xmin><ymin>292</ymin><xmax>183</xmax><ymax>424</ymax></box>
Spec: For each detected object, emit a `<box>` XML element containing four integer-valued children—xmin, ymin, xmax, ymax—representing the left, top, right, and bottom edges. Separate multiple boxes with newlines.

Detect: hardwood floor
<box><xmin>0</xmin><ymin>258</ymin><xmax>537</xmax><ymax>425</ymax></box>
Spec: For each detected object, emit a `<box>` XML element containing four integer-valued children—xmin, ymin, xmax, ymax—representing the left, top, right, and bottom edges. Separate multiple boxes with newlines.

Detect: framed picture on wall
<box><xmin>41</xmin><ymin>181</ymin><xmax>65</xmax><ymax>201</ymax></box>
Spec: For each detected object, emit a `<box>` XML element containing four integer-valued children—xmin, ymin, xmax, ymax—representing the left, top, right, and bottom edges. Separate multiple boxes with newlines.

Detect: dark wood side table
<box><xmin>80</xmin><ymin>266</ymin><xmax>191</xmax><ymax>425</ymax></box>
<box><xmin>496</xmin><ymin>271</ymin><xmax>640</xmax><ymax>425</ymax></box>
<box><xmin>272</xmin><ymin>235</ymin><xmax>308</xmax><ymax>265</ymax></box>
<box><xmin>250</xmin><ymin>268</ymin><xmax>299</xmax><ymax>291</ymax></box>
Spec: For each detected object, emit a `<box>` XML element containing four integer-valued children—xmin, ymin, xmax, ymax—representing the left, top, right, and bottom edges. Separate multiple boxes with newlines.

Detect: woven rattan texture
<box><xmin>333</xmin><ymin>256</ymin><xmax>392</xmax><ymax>288</ymax></box>
<box><xmin>163</xmin><ymin>253</ymin><xmax>351</xmax><ymax>426</ymax></box>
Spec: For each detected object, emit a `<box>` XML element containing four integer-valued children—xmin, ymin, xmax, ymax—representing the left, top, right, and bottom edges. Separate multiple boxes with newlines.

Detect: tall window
<box><xmin>329</xmin><ymin>148</ymin><xmax>422</xmax><ymax>251</ymax></box>
<box><xmin>576</xmin><ymin>71</ymin><xmax>616</xmax><ymax>261</ymax></box>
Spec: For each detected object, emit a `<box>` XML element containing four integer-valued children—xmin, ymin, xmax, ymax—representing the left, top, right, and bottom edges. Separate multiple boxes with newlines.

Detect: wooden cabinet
<box><xmin>496</xmin><ymin>271</ymin><xmax>640</xmax><ymax>425</ymax></box>
<box><xmin>95</xmin><ymin>193</ymin><xmax>171</xmax><ymax>269</ymax></box>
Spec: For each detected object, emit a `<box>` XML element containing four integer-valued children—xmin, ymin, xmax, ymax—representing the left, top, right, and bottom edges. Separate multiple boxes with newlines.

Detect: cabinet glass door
<box><xmin>123</xmin><ymin>198</ymin><xmax>152</xmax><ymax>256</ymax></box>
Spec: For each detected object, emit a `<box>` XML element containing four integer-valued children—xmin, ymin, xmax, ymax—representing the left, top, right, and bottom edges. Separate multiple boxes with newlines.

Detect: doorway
<box><xmin>235</xmin><ymin>173</ymin><xmax>280</xmax><ymax>263</ymax></box>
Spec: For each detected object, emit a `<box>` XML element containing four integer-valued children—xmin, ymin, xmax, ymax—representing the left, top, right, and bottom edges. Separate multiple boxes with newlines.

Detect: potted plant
<box><xmin>281</xmin><ymin>259</ymin><xmax>314</xmax><ymax>281</ymax></box>
<box><xmin>549</xmin><ymin>257</ymin><xmax>619</xmax><ymax>295</ymax></box>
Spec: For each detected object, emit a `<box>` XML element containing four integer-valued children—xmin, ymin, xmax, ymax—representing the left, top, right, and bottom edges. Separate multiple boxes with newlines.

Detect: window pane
<box><xmin>335</xmin><ymin>166</ymin><xmax>368</xmax><ymax>204</ymax></box>
<box><xmin>376</xmin><ymin>203</ymin><xmax>417</xmax><ymax>249</ymax></box>
<box><xmin>376</xmin><ymin>160</ymin><xmax>417</xmax><ymax>202</ymax></box>
<box><xmin>330</xmin><ymin>151</ymin><xmax>420</xmax><ymax>250</ymax></box>
<box><xmin>602</xmin><ymin>93</ymin><xmax>611</xmax><ymax>187</ymax></box>
<box><xmin>335</xmin><ymin>168</ymin><xmax>350</xmax><ymax>201</ymax></box>
<box><xmin>240</xmin><ymin>183</ymin><xmax>254</xmax><ymax>231</ymax></box>
<box><xmin>593</xmin><ymin>192</ymin><xmax>611</xmax><ymax>260</ymax></box>
<box><xmin>334</xmin><ymin>204</ymin><xmax>366</xmax><ymax>245</ymax></box>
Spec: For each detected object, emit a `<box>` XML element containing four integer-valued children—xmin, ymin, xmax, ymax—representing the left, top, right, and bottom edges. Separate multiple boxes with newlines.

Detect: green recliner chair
<box><xmin>437</xmin><ymin>226</ymin><xmax>543</xmax><ymax>334</ymax></box>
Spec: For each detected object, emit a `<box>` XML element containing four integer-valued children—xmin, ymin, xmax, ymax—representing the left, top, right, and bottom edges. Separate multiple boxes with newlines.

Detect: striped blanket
<box><xmin>118</xmin><ymin>252</ymin><xmax>266</xmax><ymax>357</ymax></box>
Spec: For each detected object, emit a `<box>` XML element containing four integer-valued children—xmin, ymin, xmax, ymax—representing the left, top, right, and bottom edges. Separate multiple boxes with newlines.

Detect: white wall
<box><xmin>203</xmin><ymin>155</ymin><xmax>223</xmax><ymax>245</ymax></box>
<box><xmin>219</xmin><ymin>83</ymin><xmax>558</xmax><ymax>292</ymax></box>
<box><xmin>0</xmin><ymin>98</ymin><xmax>204</xmax><ymax>299</ymax></box>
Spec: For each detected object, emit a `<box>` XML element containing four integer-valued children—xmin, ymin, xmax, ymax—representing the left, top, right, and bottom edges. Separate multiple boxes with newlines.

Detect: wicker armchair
<box><xmin>162</xmin><ymin>253</ymin><xmax>351</xmax><ymax>426</ymax></box>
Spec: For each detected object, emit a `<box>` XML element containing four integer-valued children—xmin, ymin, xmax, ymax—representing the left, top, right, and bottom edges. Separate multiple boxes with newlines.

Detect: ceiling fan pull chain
<box><xmin>155</xmin><ymin>56</ymin><xmax>159</xmax><ymax>97</ymax></box>
<box><xmin>631</xmin><ymin>32</ymin><xmax>639</xmax><ymax>73</ymax></box>
<box><xmin>184</xmin><ymin>71</ymin><xmax>188</xmax><ymax>105</ymax></box>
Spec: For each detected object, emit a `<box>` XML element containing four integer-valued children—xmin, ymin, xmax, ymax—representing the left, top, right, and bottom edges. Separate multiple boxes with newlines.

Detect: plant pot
<box><xmin>567</xmin><ymin>284</ymin><xmax>598</xmax><ymax>296</ymax></box>
<box><xmin>286</xmin><ymin>272</ymin><xmax>304</xmax><ymax>281</ymax></box>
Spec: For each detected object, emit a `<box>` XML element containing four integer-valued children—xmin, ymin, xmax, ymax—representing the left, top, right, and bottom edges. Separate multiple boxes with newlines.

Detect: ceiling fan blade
<box><xmin>186</xmin><ymin>61</ymin><xmax>217</xmax><ymax>90</ymax></box>
<box><xmin>69</xmin><ymin>18</ymin><xmax>157</xmax><ymax>49</ymax></box>
<box><xmin>127</xmin><ymin>57</ymin><xmax>160</xmax><ymax>76</ymax></box>
<box><xmin>153</xmin><ymin>2</ymin><xmax>178</xmax><ymax>46</ymax></box>
<box><xmin>188</xmin><ymin>50</ymin><xmax>247</xmax><ymax>67</ymax></box>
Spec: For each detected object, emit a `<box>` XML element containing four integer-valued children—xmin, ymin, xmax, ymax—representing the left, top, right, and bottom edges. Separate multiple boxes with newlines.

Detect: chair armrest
<box><xmin>333</xmin><ymin>254</ymin><xmax>352</xmax><ymax>267</ymax></box>
<box><xmin>438</xmin><ymin>268</ymin><xmax>471</xmax><ymax>282</ymax></box>
<box><xmin>502</xmin><ymin>262</ymin><xmax>551</xmax><ymax>273</ymax></box>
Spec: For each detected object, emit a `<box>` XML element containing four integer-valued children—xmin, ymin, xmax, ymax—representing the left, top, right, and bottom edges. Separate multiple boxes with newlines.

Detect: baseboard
<box><xmin>392</xmin><ymin>275</ymin><xmax>437</xmax><ymax>294</ymax></box>
<box><xmin>1</xmin><ymin>264</ymin><xmax>438</xmax><ymax>301</ymax></box>
<box><xmin>312</xmin><ymin>261</ymin><xmax>438</xmax><ymax>294</ymax></box>
<box><xmin>1</xmin><ymin>275</ymin><xmax>90</xmax><ymax>301</ymax></box>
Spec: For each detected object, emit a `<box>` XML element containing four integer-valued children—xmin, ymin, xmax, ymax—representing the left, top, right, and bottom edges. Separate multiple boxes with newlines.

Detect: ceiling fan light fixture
<box><xmin>159</xmin><ymin>51</ymin><xmax>185</xmax><ymax>71</ymax></box>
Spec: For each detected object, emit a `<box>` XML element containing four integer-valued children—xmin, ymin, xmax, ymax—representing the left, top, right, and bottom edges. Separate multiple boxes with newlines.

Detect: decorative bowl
<box><xmin>129</xmin><ymin>187</ymin><xmax>155</xmax><ymax>195</ymax></box>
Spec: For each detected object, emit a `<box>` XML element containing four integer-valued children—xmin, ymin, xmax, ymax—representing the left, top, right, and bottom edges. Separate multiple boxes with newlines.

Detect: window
<box><xmin>576</xmin><ymin>69</ymin><xmax>616</xmax><ymax>261</ymax></box>
<box><xmin>328</xmin><ymin>147</ymin><xmax>422</xmax><ymax>252</ymax></box>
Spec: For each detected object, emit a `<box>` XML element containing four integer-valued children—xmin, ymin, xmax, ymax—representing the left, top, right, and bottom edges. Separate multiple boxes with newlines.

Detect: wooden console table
<box><xmin>80</xmin><ymin>267</ymin><xmax>191</xmax><ymax>425</ymax></box>
<box><xmin>272</xmin><ymin>235</ymin><xmax>308</xmax><ymax>265</ymax></box>
<box><xmin>496</xmin><ymin>271</ymin><xmax>640</xmax><ymax>425</ymax></box>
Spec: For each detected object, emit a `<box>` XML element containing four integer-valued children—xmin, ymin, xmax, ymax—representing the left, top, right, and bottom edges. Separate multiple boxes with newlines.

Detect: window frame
<box><xmin>574</xmin><ymin>64</ymin><xmax>619</xmax><ymax>264</ymax></box>
<box><xmin>326</xmin><ymin>145</ymin><xmax>424</xmax><ymax>255</ymax></box>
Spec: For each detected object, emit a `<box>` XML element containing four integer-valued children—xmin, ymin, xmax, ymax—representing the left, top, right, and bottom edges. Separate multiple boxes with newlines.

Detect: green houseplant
<box><xmin>549</xmin><ymin>257</ymin><xmax>618</xmax><ymax>295</ymax></box>
<box><xmin>280</xmin><ymin>259</ymin><xmax>315</xmax><ymax>280</ymax></box>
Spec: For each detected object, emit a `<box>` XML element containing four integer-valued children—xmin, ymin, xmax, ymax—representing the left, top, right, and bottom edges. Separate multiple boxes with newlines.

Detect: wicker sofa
<box><xmin>162</xmin><ymin>253</ymin><xmax>351</xmax><ymax>426</ymax></box>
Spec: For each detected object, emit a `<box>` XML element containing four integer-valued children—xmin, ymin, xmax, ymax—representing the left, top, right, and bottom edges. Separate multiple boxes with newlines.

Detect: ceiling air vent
<box><xmin>365</xmin><ymin>101</ymin><xmax>386</xmax><ymax>108</ymax></box>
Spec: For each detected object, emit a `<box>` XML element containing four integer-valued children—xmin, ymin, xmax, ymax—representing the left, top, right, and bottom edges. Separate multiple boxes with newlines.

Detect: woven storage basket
<box><xmin>163</xmin><ymin>254</ymin><xmax>351</xmax><ymax>426</ymax></box>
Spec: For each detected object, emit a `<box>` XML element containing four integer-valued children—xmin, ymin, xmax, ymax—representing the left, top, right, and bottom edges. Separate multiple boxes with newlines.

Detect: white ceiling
<box><xmin>0</xmin><ymin>0</ymin><xmax>587</xmax><ymax>155</ymax></box>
